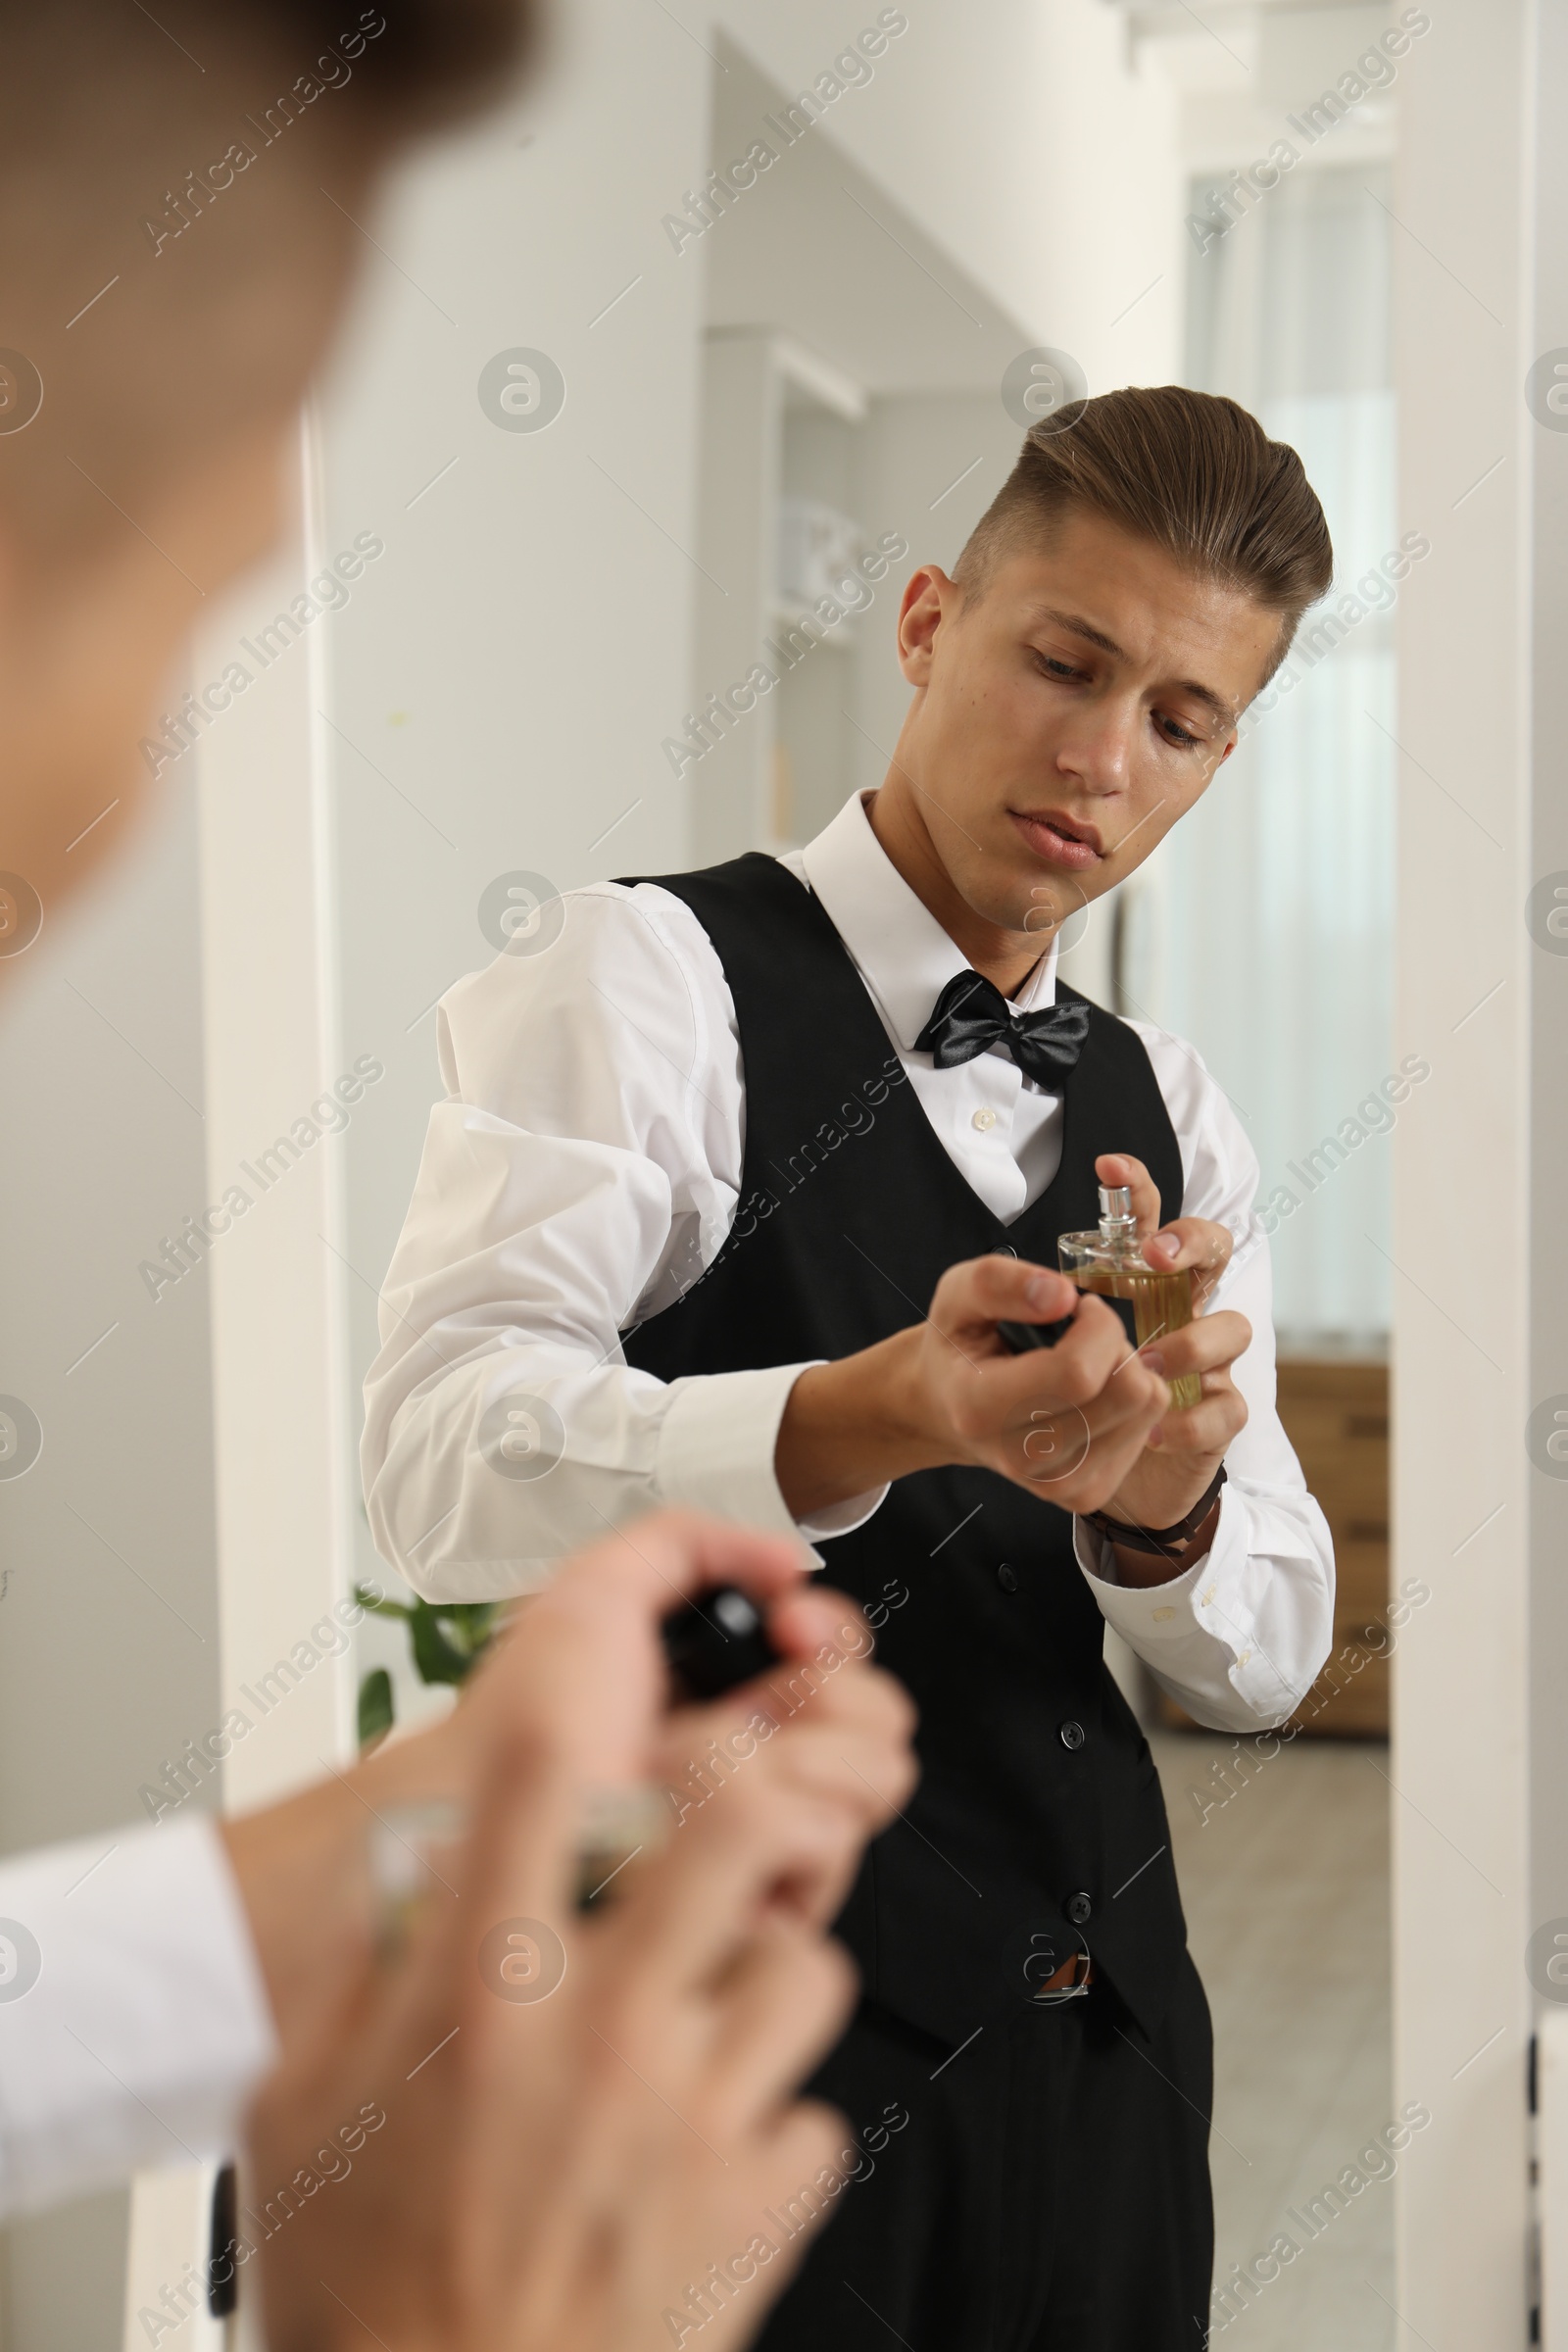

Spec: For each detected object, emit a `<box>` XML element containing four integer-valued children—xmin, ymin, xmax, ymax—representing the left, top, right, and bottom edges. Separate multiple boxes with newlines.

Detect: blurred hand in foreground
<box><xmin>238</xmin><ymin>1509</ymin><xmax>916</xmax><ymax>2352</ymax></box>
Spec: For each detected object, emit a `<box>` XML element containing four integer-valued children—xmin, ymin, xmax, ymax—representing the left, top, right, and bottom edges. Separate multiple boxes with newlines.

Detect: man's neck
<box><xmin>864</xmin><ymin>774</ymin><xmax>1045</xmax><ymax>999</ymax></box>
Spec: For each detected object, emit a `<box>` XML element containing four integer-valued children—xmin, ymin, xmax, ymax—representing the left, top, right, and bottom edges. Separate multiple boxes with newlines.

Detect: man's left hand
<box><xmin>1090</xmin><ymin>1151</ymin><xmax>1250</xmax><ymax>1571</ymax></box>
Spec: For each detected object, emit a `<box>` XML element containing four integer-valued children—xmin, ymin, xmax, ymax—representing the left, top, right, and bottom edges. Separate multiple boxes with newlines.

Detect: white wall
<box><xmin>714</xmin><ymin>0</ymin><xmax>1183</xmax><ymax>393</ymax></box>
<box><xmin>315</xmin><ymin>0</ymin><xmax>713</xmax><ymax>1631</ymax></box>
<box><xmin>1392</xmin><ymin>0</ymin><xmax>1559</xmax><ymax>2334</ymax></box>
<box><xmin>850</xmin><ymin>391</ymin><xmax>1037</xmax><ymax>786</ymax></box>
<box><xmin>0</xmin><ymin>756</ymin><xmax>220</xmax><ymax>2345</ymax></box>
<box><xmin>1525</xmin><ymin>0</ymin><xmax>1568</xmax><ymax>2040</ymax></box>
<box><xmin>193</xmin><ymin>429</ymin><xmax>360</xmax><ymax>1810</ymax></box>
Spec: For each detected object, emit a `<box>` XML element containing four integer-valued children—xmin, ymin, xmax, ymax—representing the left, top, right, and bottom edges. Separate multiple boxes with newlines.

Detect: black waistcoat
<box><xmin>619</xmin><ymin>854</ymin><xmax>1191</xmax><ymax>2046</ymax></box>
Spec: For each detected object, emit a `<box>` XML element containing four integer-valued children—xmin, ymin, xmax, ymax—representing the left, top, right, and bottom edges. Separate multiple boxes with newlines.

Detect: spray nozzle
<box><xmin>1098</xmin><ymin>1184</ymin><xmax>1137</xmax><ymax>1236</ymax></box>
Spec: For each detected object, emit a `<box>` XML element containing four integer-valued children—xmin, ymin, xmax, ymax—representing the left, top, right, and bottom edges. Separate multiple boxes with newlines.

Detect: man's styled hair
<box><xmin>956</xmin><ymin>385</ymin><xmax>1334</xmax><ymax>685</ymax></box>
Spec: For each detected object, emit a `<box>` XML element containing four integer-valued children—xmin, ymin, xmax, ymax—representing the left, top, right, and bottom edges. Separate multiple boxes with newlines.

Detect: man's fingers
<box><xmin>471</xmin><ymin>1510</ymin><xmax>816</xmax><ymax>1792</ymax></box>
<box><xmin>930</xmin><ymin>1250</ymin><xmax>1078</xmax><ymax>1335</ymax></box>
<box><xmin>655</xmin><ymin>1666</ymin><xmax>917</xmax><ymax>1843</ymax></box>
<box><xmin>745</xmin><ymin>1720</ymin><xmax>918</xmax><ymax>1841</ymax></box>
<box><xmin>377</xmin><ymin>1712</ymin><xmax>579</xmax><ymax>2081</ymax></box>
<box><xmin>662</xmin><ymin>1717</ymin><xmax>910</xmax><ymax>1933</ymax></box>
<box><xmin>436</xmin><ymin>1538</ymin><xmax>772</xmax><ymax>2027</ymax></box>
<box><xmin>1150</xmin><ymin>1354</ymin><xmax>1251</xmax><ymax>1451</ymax></box>
<box><xmin>1095</xmin><ymin>1159</ymin><xmax>1233</xmax><ymax>1291</ymax></box>
<box><xmin>1095</xmin><ymin>1151</ymin><xmax>1161</xmax><ymax>1234</ymax></box>
<box><xmin>1152</xmin><ymin>1394</ymin><xmax>1248</xmax><ymax>1458</ymax></box>
<box><xmin>766</xmin><ymin>1587</ymin><xmax>874</xmax><ymax>1666</ymax></box>
<box><xmin>667</xmin><ymin>2102</ymin><xmax>853</xmax><ymax>2352</ymax></box>
<box><xmin>651</xmin><ymin>1653</ymin><xmax>916</xmax><ymax>1936</ymax></box>
<box><xmin>602</xmin><ymin>1777</ymin><xmax>868</xmax><ymax>2003</ymax></box>
<box><xmin>701</xmin><ymin>1924</ymin><xmax>858</xmax><ymax>2133</ymax></box>
<box><xmin>1023</xmin><ymin>1420</ymin><xmax>1154</xmax><ymax>1503</ymax></box>
<box><xmin>1142</xmin><ymin>1308</ymin><xmax>1251</xmax><ymax>1381</ymax></box>
<box><xmin>957</xmin><ymin>1292</ymin><xmax>1131</xmax><ymax>1425</ymax></box>
<box><xmin>1142</xmin><ymin>1214</ymin><xmax>1233</xmax><ymax>1278</ymax></box>
<box><xmin>739</xmin><ymin>2101</ymin><xmax>858</xmax><ymax>2266</ymax></box>
<box><xmin>1013</xmin><ymin>1348</ymin><xmax>1169</xmax><ymax>1453</ymax></box>
<box><xmin>751</xmin><ymin>1642</ymin><xmax>915</xmax><ymax>1743</ymax></box>
<box><xmin>1014</xmin><ymin>1357</ymin><xmax>1170</xmax><ymax>1500</ymax></box>
<box><xmin>553</xmin><ymin>1508</ymin><xmax>808</xmax><ymax>1625</ymax></box>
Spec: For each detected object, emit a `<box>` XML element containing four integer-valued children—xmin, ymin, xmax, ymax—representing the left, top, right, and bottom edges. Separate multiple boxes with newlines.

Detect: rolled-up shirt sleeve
<box><xmin>362</xmin><ymin>885</ymin><xmax>880</xmax><ymax>1601</ymax></box>
<box><xmin>0</xmin><ymin>1816</ymin><xmax>275</xmax><ymax>2218</ymax></box>
<box><xmin>1073</xmin><ymin>1025</ymin><xmax>1336</xmax><ymax>1732</ymax></box>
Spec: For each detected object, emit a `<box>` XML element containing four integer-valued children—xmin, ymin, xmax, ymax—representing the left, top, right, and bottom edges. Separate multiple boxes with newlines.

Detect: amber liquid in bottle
<box><xmin>1058</xmin><ymin>1186</ymin><xmax>1200</xmax><ymax>1410</ymax></box>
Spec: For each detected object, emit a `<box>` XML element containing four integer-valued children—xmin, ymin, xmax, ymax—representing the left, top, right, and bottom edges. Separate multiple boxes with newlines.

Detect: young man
<box><xmin>365</xmin><ymin>387</ymin><xmax>1338</xmax><ymax>2349</ymax></box>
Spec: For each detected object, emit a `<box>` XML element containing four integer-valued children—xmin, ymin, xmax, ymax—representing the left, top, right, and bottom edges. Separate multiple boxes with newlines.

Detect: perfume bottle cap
<box><xmin>1099</xmin><ymin>1183</ymin><xmax>1136</xmax><ymax>1229</ymax></box>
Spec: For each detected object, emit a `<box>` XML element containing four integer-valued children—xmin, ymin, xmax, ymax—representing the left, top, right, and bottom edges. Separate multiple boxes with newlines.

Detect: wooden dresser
<box><xmin>1152</xmin><ymin>1354</ymin><xmax>1391</xmax><ymax>1740</ymax></box>
<box><xmin>1274</xmin><ymin>1357</ymin><xmax>1390</xmax><ymax>1737</ymax></box>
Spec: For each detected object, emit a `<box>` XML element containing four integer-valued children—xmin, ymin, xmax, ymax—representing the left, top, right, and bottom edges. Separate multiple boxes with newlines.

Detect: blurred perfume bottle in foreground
<box><xmin>1058</xmin><ymin>1185</ymin><xmax>1200</xmax><ymax>1410</ymax></box>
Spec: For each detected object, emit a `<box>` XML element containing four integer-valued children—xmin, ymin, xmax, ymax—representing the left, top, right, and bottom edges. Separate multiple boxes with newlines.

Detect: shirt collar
<box><xmin>798</xmin><ymin>791</ymin><xmax>1059</xmax><ymax>1051</ymax></box>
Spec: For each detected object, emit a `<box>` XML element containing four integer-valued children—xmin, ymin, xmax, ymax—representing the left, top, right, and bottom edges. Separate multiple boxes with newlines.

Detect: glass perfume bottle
<box><xmin>1057</xmin><ymin>1185</ymin><xmax>1200</xmax><ymax>1409</ymax></box>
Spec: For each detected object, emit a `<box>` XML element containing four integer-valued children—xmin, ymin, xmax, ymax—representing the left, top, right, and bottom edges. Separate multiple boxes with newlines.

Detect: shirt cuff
<box><xmin>656</xmin><ymin>1363</ymin><xmax>888</xmax><ymax>1548</ymax></box>
<box><xmin>0</xmin><ymin>1814</ymin><xmax>278</xmax><ymax>2219</ymax></box>
<box><xmin>1073</xmin><ymin>1484</ymin><xmax>1297</xmax><ymax>1721</ymax></box>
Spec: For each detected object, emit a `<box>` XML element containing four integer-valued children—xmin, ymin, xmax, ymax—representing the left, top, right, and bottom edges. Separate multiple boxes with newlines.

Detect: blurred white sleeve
<box><xmin>362</xmin><ymin>883</ymin><xmax>880</xmax><ymax>1601</ymax></box>
<box><xmin>0</xmin><ymin>1816</ymin><xmax>275</xmax><ymax>2219</ymax></box>
<box><xmin>1074</xmin><ymin>1023</ymin><xmax>1336</xmax><ymax>1733</ymax></box>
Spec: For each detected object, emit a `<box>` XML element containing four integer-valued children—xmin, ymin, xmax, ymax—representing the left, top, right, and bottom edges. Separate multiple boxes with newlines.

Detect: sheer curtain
<box><xmin>1127</xmin><ymin>164</ymin><xmax>1396</xmax><ymax>1346</ymax></box>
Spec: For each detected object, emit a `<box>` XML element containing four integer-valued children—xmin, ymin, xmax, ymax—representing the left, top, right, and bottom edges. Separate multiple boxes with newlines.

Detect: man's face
<box><xmin>0</xmin><ymin>194</ymin><xmax>363</xmax><ymax>940</ymax></box>
<box><xmin>889</xmin><ymin>507</ymin><xmax>1286</xmax><ymax>940</ymax></box>
<box><xmin>0</xmin><ymin>430</ymin><xmax>291</xmax><ymax>928</ymax></box>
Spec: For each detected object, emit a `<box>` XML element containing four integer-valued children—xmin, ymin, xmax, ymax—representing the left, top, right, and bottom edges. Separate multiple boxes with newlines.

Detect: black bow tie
<box><xmin>913</xmin><ymin>971</ymin><xmax>1090</xmax><ymax>1087</ymax></box>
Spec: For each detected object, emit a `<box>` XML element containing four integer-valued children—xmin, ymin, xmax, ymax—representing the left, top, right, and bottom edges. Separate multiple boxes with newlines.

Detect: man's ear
<box><xmin>895</xmin><ymin>564</ymin><xmax>958</xmax><ymax>688</ymax></box>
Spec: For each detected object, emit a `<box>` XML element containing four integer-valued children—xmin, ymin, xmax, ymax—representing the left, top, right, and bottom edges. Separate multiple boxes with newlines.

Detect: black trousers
<box><xmin>755</xmin><ymin>1951</ymin><xmax>1214</xmax><ymax>2352</ymax></box>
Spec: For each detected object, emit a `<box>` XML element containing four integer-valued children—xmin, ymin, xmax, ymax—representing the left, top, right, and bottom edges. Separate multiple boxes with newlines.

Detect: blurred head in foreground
<box><xmin>0</xmin><ymin>0</ymin><xmax>535</xmax><ymax>938</ymax></box>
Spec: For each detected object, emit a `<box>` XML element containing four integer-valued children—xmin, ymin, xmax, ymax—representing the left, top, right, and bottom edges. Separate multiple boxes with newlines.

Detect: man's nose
<box><xmin>1054</xmin><ymin>701</ymin><xmax>1135</xmax><ymax>794</ymax></box>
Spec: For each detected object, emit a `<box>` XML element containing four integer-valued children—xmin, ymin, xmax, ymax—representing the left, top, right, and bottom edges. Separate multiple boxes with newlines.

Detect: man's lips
<box><xmin>1007</xmin><ymin>808</ymin><xmax>1103</xmax><ymax>870</ymax></box>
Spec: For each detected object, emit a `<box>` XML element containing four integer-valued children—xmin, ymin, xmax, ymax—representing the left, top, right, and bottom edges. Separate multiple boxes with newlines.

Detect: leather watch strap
<box><xmin>1082</xmin><ymin>1464</ymin><xmax>1228</xmax><ymax>1560</ymax></box>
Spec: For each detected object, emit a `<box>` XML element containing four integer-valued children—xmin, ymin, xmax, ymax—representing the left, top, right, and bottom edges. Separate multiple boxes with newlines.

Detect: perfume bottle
<box><xmin>1057</xmin><ymin>1185</ymin><xmax>1200</xmax><ymax>1409</ymax></box>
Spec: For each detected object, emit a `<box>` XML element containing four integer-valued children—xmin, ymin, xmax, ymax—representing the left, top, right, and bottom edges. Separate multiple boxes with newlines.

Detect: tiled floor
<box><xmin>1152</xmin><ymin>1728</ymin><xmax>1396</xmax><ymax>2349</ymax></box>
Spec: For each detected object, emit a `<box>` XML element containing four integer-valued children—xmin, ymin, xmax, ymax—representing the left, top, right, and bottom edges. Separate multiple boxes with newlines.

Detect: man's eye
<box><xmin>1035</xmin><ymin>654</ymin><xmax>1083</xmax><ymax>681</ymax></box>
<box><xmin>1159</xmin><ymin>715</ymin><xmax>1201</xmax><ymax>748</ymax></box>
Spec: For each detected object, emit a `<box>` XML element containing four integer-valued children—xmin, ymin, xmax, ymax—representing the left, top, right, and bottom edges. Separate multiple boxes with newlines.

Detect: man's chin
<box><xmin>968</xmin><ymin>856</ymin><xmax>1097</xmax><ymax>944</ymax></box>
<box><xmin>945</xmin><ymin>875</ymin><xmax>1075</xmax><ymax>949</ymax></box>
<box><xmin>1021</xmin><ymin>873</ymin><xmax>1096</xmax><ymax>936</ymax></box>
<box><xmin>928</xmin><ymin>820</ymin><xmax>1103</xmax><ymax>948</ymax></box>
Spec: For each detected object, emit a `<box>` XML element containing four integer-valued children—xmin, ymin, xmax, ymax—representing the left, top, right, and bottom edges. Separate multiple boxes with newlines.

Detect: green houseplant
<box><xmin>353</xmin><ymin>1586</ymin><xmax>505</xmax><ymax>1747</ymax></box>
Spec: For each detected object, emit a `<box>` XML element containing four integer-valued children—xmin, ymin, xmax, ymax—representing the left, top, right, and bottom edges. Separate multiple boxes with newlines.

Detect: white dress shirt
<box><xmin>363</xmin><ymin>790</ymin><xmax>1334</xmax><ymax>1733</ymax></box>
<box><xmin>0</xmin><ymin>1814</ymin><xmax>275</xmax><ymax>2217</ymax></box>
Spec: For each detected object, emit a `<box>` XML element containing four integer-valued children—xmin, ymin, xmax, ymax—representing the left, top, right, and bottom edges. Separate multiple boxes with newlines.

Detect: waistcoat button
<box><xmin>1065</xmin><ymin>1890</ymin><xmax>1093</xmax><ymax>1926</ymax></box>
<box><xmin>997</xmin><ymin>1562</ymin><xmax>1019</xmax><ymax>1592</ymax></box>
<box><xmin>1059</xmin><ymin>1720</ymin><xmax>1085</xmax><ymax>1750</ymax></box>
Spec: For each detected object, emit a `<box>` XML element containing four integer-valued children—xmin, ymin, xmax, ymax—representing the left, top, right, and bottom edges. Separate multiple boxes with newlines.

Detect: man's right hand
<box><xmin>246</xmin><ymin>1510</ymin><xmax>916</xmax><ymax>2352</ymax></box>
<box><xmin>776</xmin><ymin>1255</ymin><xmax>1169</xmax><ymax>1519</ymax></box>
